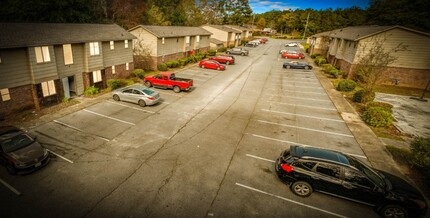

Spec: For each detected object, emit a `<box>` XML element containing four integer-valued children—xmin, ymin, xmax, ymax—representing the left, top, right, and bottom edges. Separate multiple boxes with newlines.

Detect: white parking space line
<box><xmin>279</xmin><ymin>85</ymin><xmax>323</xmax><ymax>89</ymax></box>
<box><xmin>265</xmin><ymin>89</ymin><xmax>326</xmax><ymax>95</ymax></box>
<box><xmin>271</xmin><ymin>81</ymin><xmax>320</xmax><ymax>85</ymax></box>
<box><xmin>83</xmin><ymin>109</ymin><xmax>136</xmax><ymax>126</ymax></box>
<box><xmin>267</xmin><ymin>101</ymin><xmax>336</xmax><ymax>111</ymax></box>
<box><xmin>47</xmin><ymin>149</ymin><xmax>74</xmax><ymax>163</ymax></box>
<box><xmin>235</xmin><ymin>183</ymin><xmax>348</xmax><ymax>218</ymax></box>
<box><xmin>246</xmin><ymin>154</ymin><xmax>275</xmax><ymax>163</ymax></box>
<box><xmin>0</xmin><ymin>178</ymin><xmax>21</xmax><ymax>195</ymax></box>
<box><xmin>251</xmin><ymin>134</ymin><xmax>367</xmax><ymax>159</ymax></box>
<box><xmin>262</xmin><ymin>109</ymin><xmax>343</xmax><ymax>122</ymax></box>
<box><xmin>155</xmin><ymin>90</ymin><xmax>183</xmax><ymax>97</ymax></box>
<box><xmin>266</xmin><ymin>95</ymin><xmax>331</xmax><ymax>102</ymax></box>
<box><xmin>257</xmin><ymin>120</ymin><xmax>353</xmax><ymax>137</ymax></box>
<box><xmin>53</xmin><ymin>120</ymin><xmax>110</xmax><ymax>142</ymax></box>
<box><xmin>191</xmin><ymin>77</ymin><xmax>207</xmax><ymax>81</ymax></box>
<box><xmin>106</xmin><ymin>101</ymin><xmax>155</xmax><ymax>113</ymax></box>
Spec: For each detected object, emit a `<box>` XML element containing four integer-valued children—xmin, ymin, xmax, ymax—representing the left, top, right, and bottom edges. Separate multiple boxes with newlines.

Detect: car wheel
<box><xmin>6</xmin><ymin>164</ymin><xmax>17</xmax><ymax>175</ymax></box>
<box><xmin>299</xmin><ymin>57</ymin><xmax>302</xmax><ymax>59</ymax></box>
<box><xmin>226</xmin><ymin>51</ymin><xmax>230</xmax><ymax>54</ymax></box>
<box><xmin>226</xmin><ymin>61</ymin><xmax>230</xmax><ymax>65</ymax></box>
<box><xmin>113</xmin><ymin>94</ymin><xmax>120</xmax><ymax>101</ymax></box>
<box><xmin>305</xmin><ymin>66</ymin><xmax>309</xmax><ymax>70</ymax></box>
<box><xmin>202</xmin><ymin>65</ymin><xmax>205</xmax><ymax>69</ymax></box>
<box><xmin>380</xmin><ymin>205</ymin><xmax>407</xmax><ymax>218</ymax></box>
<box><xmin>173</xmin><ymin>86</ymin><xmax>181</xmax><ymax>93</ymax></box>
<box><xmin>138</xmin><ymin>100</ymin><xmax>146</xmax><ymax>107</ymax></box>
<box><xmin>286</xmin><ymin>65</ymin><xmax>291</xmax><ymax>69</ymax></box>
<box><xmin>291</xmin><ymin>181</ymin><xmax>312</xmax><ymax>197</ymax></box>
<box><xmin>145</xmin><ymin>81</ymin><xmax>152</xmax><ymax>88</ymax></box>
<box><xmin>241</xmin><ymin>53</ymin><xmax>245</xmax><ymax>56</ymax></box>
<box><xmin>217</xmin><ymin>67</ymin><xmax>221</xmax><ymax>70</ymax></box>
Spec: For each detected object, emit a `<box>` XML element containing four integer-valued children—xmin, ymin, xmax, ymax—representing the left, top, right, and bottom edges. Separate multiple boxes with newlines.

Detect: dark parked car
<box><xmin>0</xmin><ymin>126</ymin><xmax>50</xmax><ymax>175</ymax></box>
<box><xmin>275</xmin><ymin>145</ymin><xmax>428</xmax><ymax>218</ymax></box>
<box><xmin>283</xmin><ymin>61</ymin><xmax>313</xmax><ymax>70</ymax></box>
<box><xmin>226</xmin><ymin>47</ymin><xmax>249</xmax><ymax>56</ymax></box>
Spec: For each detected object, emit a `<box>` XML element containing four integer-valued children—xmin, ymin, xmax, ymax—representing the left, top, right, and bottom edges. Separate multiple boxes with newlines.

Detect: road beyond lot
<box><xmin>1</xmin><ymin>39</ymin><xmax>381</xmax><ymax>218</ymax></box>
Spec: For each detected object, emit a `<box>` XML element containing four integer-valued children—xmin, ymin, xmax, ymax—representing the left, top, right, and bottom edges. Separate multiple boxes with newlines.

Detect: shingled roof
<box><xmin>0</xmin><ymin>23</ymin><xmax>136</xmax><ymax>49</ymax></box>
<box><xmin>202</xmin><ymin>25</ymin><xmax>241</xmax><ymax>33</ymax></box>
<box><xmin>311</xmin><ymin>25</ymin><xmax>430</xmax><ymax>41</ymax></box>
<box><xmin>128</xmin><ymin>25</ymin><xmax>212</xmax><ymax>38</ymax></box>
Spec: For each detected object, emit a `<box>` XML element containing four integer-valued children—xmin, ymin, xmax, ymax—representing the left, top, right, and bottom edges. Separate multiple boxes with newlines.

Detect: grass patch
<box><xmin>374</xmin><ymin>85</ymin><xmax>430</xmax><ymax>98</ymax></box>
<box><xmin>370</xmin><ymin>126</ymin><xmax>405</xmax><ymax>141</ymax></box>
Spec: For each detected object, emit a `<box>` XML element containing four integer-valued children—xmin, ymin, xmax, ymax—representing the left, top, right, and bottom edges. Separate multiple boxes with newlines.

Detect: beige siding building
<box><xmin>201</xmin><ymin>25</ymin><xmax>242</xmax><ymax>47</ymax></box>
<box><xmin>128</xmin><ymin>25</ymin><xmax>212</xmax><ymax>70</ymax></box>
<box><xmin>309</xmin><ymin>26</ymin><xmax>430</xmax><ymax>89</ymax></box>
<box><xmin>0</xmin><ymin>23</ymin><xmax>135</xmax><ymax>116</ymax></box>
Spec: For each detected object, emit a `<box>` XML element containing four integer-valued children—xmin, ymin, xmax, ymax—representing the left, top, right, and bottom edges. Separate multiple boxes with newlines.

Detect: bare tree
<box><xmin>133</xmin><ymin>39</ymin><xmax>154</xmax><ymax>71</ymax></box>
<box><xmin>353</xmin><ymin>33</ymin><xmax>408</xmax><ymax>91</ymax></box>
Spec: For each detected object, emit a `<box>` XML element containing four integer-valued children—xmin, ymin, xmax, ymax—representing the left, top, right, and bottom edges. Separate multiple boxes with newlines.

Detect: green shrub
<box><xmin>187</xmin><ymin>55</ymin><xmax>197</xmax><ymax>63</ymax></box>
<box><xmin>241</xmin><ymin>40</ymin><xmax>249</xmax><ymax>45</ymax></box>
<box><xmin>321</xmin><ymin>64</ymin><xmax>335</xmax><ymax>73</ymax></box>
<box><xmin>228</xmin><ymin>44</ymin><xmax>235</xmax><ymax>48</ymax></box>
<box><xmin>362</xmin><ymin>106</ymin><xmax>393</xmax><ymax>127</ymax></box>
<box><xmin>366</xmin><ymin>101</ymin><xmax>393</xmax><ymax>112</ymax></box>
<box><xmin>301</xmin><ymin>43</ymin><xmax>310</xmax><ymax>52</ymax></box>
<box><xmin>329</xmin><ymin>68</ymin><xmax>341</xmax><ymax>78</ymax></box>
<box><xmin>311</xmin><ymin>53</ymin><xmax>321</xmax><ymax>59</ymax></box>
<box><xmin>208</xmin><ymin>49</ymin><xmax>217</xmax><ymax>56</ymax></box>
<box><xmin>218</xmin><ymin>47</ymin><xmax>227</xmax><ymax>52</ymax></box>
<box><xmin>336</xmin><ymin>79</ymin><xmax>357</xmax><ymax>92</ymax></box>
<box><xmin>132</xmin><ymin>69</ymin><xmax>145</xmax><ymax>79</ymax></box>
<box><xmin>158</xmin><ymin>63</ymin><xmax>168</xmax><ymax>71</ymax></box>
<box><xmin>314</xmin><ymin>56</ymin><xmax>327</xmax><ymax>66</ymax></box>
<box><xmin>197</xmin><ymin>52</ymin><xmax>207</xmax><ymax>59</ymax></box>
<box><xmin>165</xmin><ymin>61</ymin><xmax>175</xmax><ymax>68</ymax></box>
<box><xmin>353</xmin><ymin>89</ymin><xmax>375</xmax><ymax>103</ymax></box>
<box><xmin>409</xmin><ymin>137</ymin><xmax>430</xmax><ymax>170</ymax></box>
<box><xmin>84</xmin><ymin>86</ymin><xmax>99</xmax><ymax>96</ymax></box>
<box><xmin>178</xmin><ymin>58</ymin><xmax>188</xmax><ymax>66</ymax></box>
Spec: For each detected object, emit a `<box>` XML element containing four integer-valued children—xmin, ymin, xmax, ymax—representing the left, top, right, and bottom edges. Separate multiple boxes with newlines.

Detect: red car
<box><xmin>209</xmin><ymin>56</ymin><xmax>235</xmax><ymax>65</ymax></box>
<box><xmin>281</xmin><ymin>51</ymin><xmax>305</xmax><ymax>59</ymax></box>
<box><xmin>199</xmin><ymin>60</ymin><xmax>226</xmax><ymax>71</ymax></box>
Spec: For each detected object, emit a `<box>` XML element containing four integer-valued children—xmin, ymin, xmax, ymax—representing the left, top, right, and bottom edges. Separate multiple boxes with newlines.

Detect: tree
<box><xmin>353</xmin><ymin>34</ymin><xmax>408</xmax><ymax>91</ymax></box>
<box><xmin>256</xmin><ymin>17</ymin><xmax>266</xmax><ymax>29</ymax></box>
<box><xmin>223</xmin><ymin>0</ymin><xmax>252</xmax><ymax>25</ymax></box>
<box><xmin>144</xmin><ymin>5</ymin><xmax>171</xmax><ymax>26</ymax></box>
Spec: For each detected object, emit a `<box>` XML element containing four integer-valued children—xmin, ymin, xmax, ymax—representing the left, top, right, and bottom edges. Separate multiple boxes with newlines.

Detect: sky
<box><xmin>249</xmin><ymin>0</ymin><xmax>371</xmax><ymax>14</ymax></box>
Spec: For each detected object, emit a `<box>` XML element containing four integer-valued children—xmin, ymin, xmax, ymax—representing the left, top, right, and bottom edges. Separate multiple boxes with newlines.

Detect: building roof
<box><xmin>310</xmin><ymin>25</ymin><xmax>430</xmax><ymax>41</ymax></box>
<box><xmin>224</xmin><ymin>25</ymin><xmax>248</xmax><ymax>32</ymax></box>
<box><xmin>0</xmin><ymin>23</ymin><xmax>136</xmax><ymax>49</ymax></box>
<box><xmin>202</xmin><ymin>25</ymin><xmax>241</xmax><ymax>33</ymax></box>
<box><xmin>128</xmin><ymin>25</ymin><xmax>212</xmax><ymax>38</ymax></box>
<box><xmin>210</xmin><ymin>38</ymin><xmax>224</xmax><ymax>45</ymax></box>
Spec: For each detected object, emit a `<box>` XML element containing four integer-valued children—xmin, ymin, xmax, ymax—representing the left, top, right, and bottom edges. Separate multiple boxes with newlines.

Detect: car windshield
<box><xmin>348</xmin><ymin>156</ymin><xmax>386</xmax><ymax>188</ymax></box>
<box><xmin>141</xmin><ymin>88</ymin><xmax>155</xmax><ymax>95</ymax></box>
<box><xmin>1</xmin><ymin>133</ymin><xmax>34</xmax><ymax>153</ymax></box>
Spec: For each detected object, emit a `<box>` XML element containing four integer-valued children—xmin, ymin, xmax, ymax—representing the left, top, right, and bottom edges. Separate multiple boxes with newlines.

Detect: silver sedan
<box><xmin>112</xmin><ymin>85</ymin><xmax>161</xmax><ymax>107</ymax></box>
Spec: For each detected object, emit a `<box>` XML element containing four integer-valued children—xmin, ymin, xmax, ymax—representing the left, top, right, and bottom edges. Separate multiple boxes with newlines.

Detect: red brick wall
<box><xmin>0</xmin><ymin>85</ymin><xmax>34</xmax><ymax>115</ymax></box>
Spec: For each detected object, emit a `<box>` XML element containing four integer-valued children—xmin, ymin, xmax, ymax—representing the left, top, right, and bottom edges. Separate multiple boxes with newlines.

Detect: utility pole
<box><xmin>302</xmin><ymin>12</ymin><xmax>310</xmax><ymax>40</ymax></box>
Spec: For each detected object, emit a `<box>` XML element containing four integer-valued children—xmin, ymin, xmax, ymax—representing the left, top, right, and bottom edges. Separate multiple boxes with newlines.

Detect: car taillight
<box><xmin>147</xmin><ymin>97</ymin><xmax>155</xmax><ymax>100</ymax></box>
<box><xmin>281</xmin><ymin>164</ymin><xmax>294</xmax><ymax>173</ymax></box>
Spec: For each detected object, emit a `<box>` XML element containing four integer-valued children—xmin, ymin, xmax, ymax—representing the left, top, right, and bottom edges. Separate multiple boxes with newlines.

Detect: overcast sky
<box><xmin>249</xmin><ymin>0</ymin><xmax>371</xmax><ymax>13</ymax></box>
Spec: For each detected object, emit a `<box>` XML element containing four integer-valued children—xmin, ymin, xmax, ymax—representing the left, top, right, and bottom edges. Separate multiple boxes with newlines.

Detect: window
<box><xmin>41</xmin><ymin>80</ymin><xmax>56</xmax><ymax>97</ymax></box>
<box><xmin>112</xmin><ymin>66</ymin><xmax>115</xmax><ymax>74</ymax></box>
<box><xmin>185</xmin><ymin>36</ymin><xmax>190</xmax><ymax>44</ymax></box>
<box><xmin>296</xmin><ymin>161</ymin><xmax>316</xmax><ymax>170</ymax></box>
<box><xmin>126</xmin><ymin>62</ymin><xmax>129</xmax><ymax>70</ymax></box>
<box><xmin>124</xmin><ymin>40</ymin><xmax>128</xmax><ymax>48</ymax></box>
<box><xmin>316</xmin><ymin>163</ymin><xmax>340</xmax><ymax>179</ymax></box>
<box><xmin>1</xmin><ymin>88</ymin><xmax>10</xmax><ymax>101</ymax></box>
<box><xmin>35</xmin><ymin>46</ymin><xmax>51</xmax><ymax>63</ymax></box>
<box><xmin>93</xmin><ymin>70</ymin><xmax>102</xmax><ymax>83</ymax></box>
<box><xmin>344</xmin><ymin>169</ymin><xmax>373</xmax><ymax>188</ymax></box>
<box><xmin>89</xmin><ymin>42</ymin><xmax>100</xmax><ymax>56</ymax></box>
<box><xmin>196</xmin><ymin>35</ymin><xmax>200</xmax><ymax>42</ymax></box>
<box><xmin>162</xmin><ymin>37</ymin><xmax>165</xmax><ymax>44</ymax></box>
<box><xmin>110</xmin><ymin>41</ymin><xmax>114</xmax><ymax>50</ymax></box>
<box><xmin>63</xmin><ymin>44</ymin><xmax>73</xmax><ymax>65</ymax></box>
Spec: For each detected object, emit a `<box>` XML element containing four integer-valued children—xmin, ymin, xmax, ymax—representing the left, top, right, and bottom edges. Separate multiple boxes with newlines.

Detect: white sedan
<box><xmin>285</xmin><ymin>42</ymin><xmax>299</xmax><ymax>47</ymax></box>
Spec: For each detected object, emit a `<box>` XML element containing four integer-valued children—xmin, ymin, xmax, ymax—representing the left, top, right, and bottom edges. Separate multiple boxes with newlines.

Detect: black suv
<box><xmin>275</xmin><ymin>145</ymin><xmax>427</xmax><ymax>218</ymax></box>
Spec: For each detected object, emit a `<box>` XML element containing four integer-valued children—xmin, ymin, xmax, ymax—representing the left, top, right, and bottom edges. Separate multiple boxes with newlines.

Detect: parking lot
<box><xmin>1</xmin><ymin>39</ymin><xmax>379</xmax><ymax>217</ymax></box>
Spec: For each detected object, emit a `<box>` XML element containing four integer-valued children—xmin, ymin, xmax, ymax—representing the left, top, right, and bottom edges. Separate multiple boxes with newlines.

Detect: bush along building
<box><xmin>0</xmin><ymin>23</ymin><xmax>136</xmax><ymax>116</ymax></box>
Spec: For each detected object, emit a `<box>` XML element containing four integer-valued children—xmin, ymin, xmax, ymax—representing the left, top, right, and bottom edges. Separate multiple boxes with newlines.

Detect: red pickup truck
<box><xmin>144</xmin><ymin>72</ymin><xmax>193</xmax><ymax>93</ymax></box>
